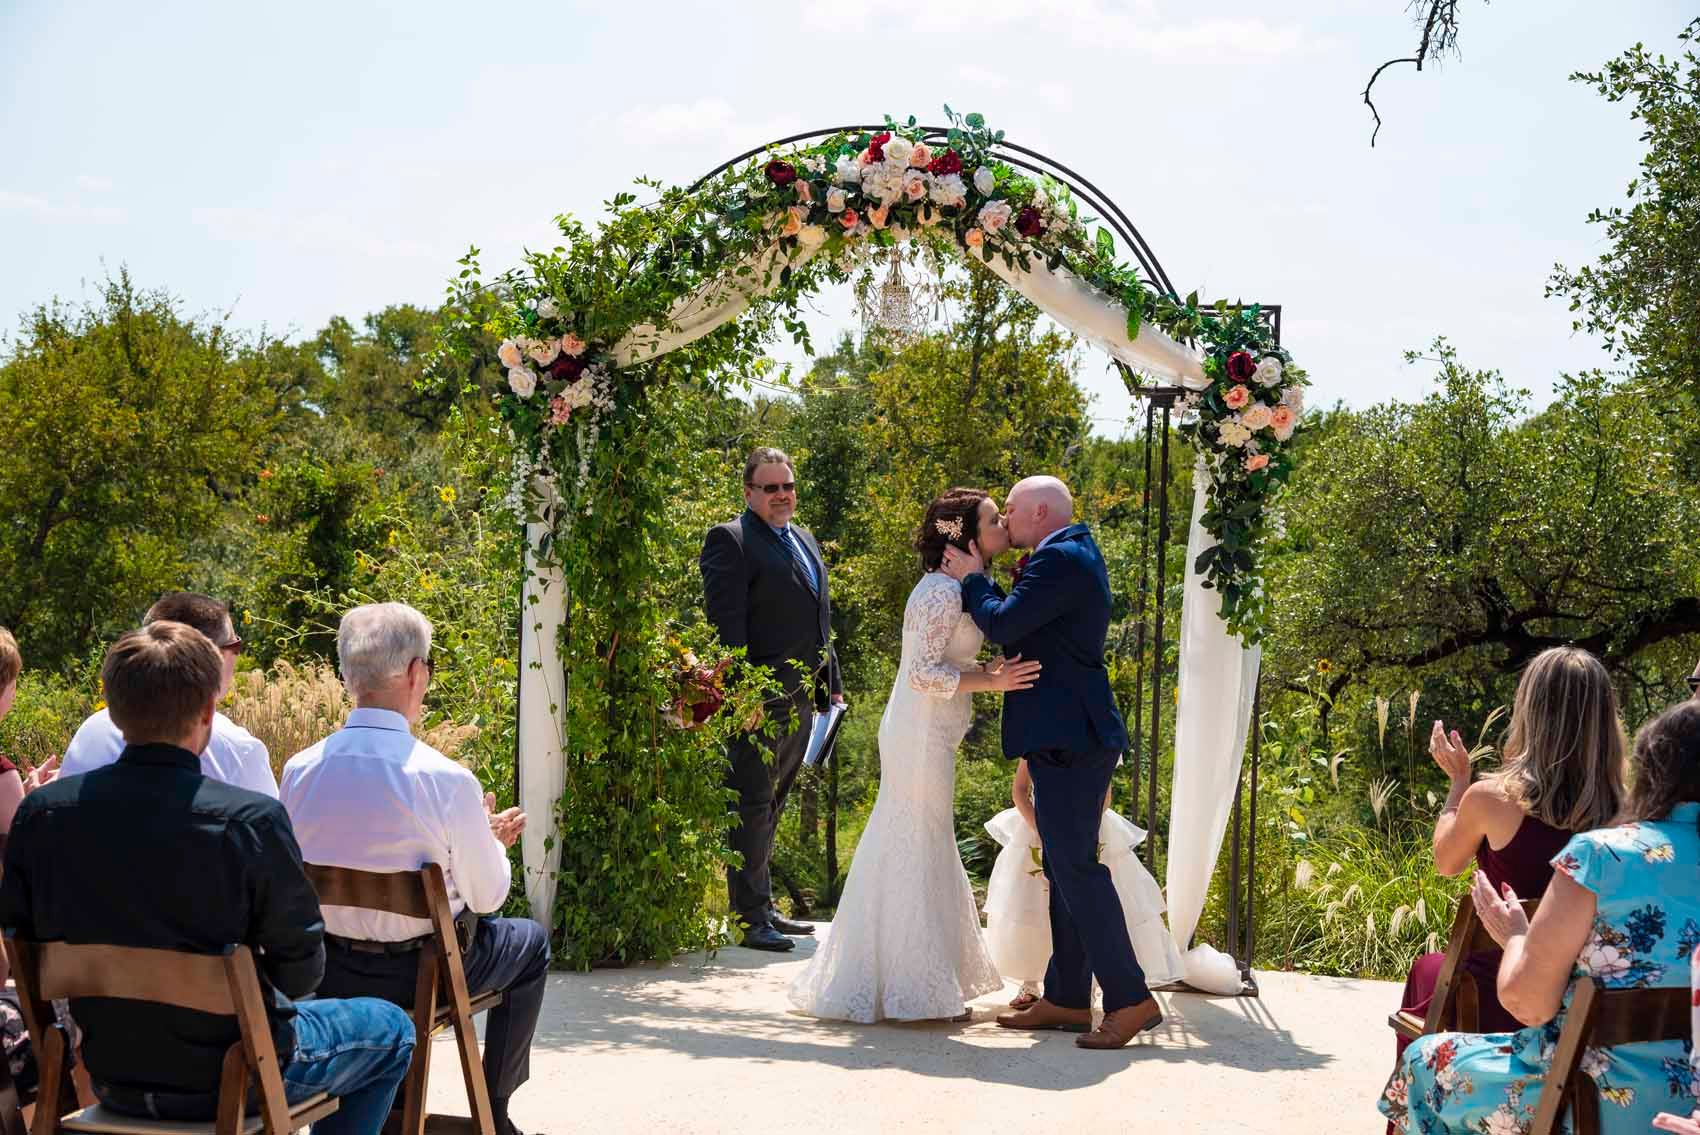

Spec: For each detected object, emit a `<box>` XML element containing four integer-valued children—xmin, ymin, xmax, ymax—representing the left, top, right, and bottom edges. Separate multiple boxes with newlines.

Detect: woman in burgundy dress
<box><xmin>1394</xmin><ymin>647</ymin><xmax>1627</xmax><ymax>1063</ymax></box>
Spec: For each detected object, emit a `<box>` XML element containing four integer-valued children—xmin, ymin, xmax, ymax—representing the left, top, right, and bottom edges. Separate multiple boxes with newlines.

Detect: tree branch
<box><xmin>1363</xmin><ymin>0</ymin><xmax>1472</xmax><ymax>146</ymax></box>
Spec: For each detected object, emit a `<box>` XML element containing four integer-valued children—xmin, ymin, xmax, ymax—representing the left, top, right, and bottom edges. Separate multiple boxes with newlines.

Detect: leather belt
<box><xmin>324</xmin><ymin>931</ymin><xmax>431</xmax><ymax>956</ymax></box>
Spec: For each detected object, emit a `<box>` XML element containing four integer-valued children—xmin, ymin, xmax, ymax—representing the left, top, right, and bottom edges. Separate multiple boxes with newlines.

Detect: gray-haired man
<box><xmin>281</xmin><ymin>603</ymin><xmax>546</xmax><ymax>1135</ymax></box>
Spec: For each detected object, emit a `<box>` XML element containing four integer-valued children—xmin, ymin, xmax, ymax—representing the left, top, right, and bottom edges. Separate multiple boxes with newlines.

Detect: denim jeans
<box><xmin>94</xmin><ymin>997</ymin><xmax>415</xmax><ymax>1135</ymax></box>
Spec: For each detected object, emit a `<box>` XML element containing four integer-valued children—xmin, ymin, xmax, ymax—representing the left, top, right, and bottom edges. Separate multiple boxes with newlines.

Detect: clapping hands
<box><xmin>484</xmin><ymin>792</ymin><xmax>527</xmax><ymax>848</ymax></box>
<box><xmin>1429</xmin><ymin>720</ymin><xmax>1472</xmax><ymax>784</ymax></box>
<box><xmin>23</xmin><ymin>754</ymin><xmax>59</xmax><ymax>794</ymax></box>
<box><xmin>1470</xmin><ymin>870</ymin><xmax>1530</xmax><ymax>947</ymax></box>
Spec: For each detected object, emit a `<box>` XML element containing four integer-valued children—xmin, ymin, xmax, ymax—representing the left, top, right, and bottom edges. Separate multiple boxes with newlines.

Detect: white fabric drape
<box><xmin>517</xmin><ymin>519</ymin><xmax>567</xmax><ymax>927</ymax></box>
<box><xmin>976</xmin><ymin>253</ymin><xmax>1207</xmax><ymax>388</ymax></box>
<box><xmin>1164</xmin><ymin>461</ymin><xmax>1262</xmax><ymax>993</ymax></box>
<box><xmin>609</xmin><ymin>244</ymin><xmax>820</xmax><ymax>367</ymax></box>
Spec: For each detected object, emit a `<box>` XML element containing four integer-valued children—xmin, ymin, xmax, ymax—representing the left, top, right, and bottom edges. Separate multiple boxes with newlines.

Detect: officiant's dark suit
<box><xmin>701</xmin><ymin>448</ymin><xmax>841</xmax><ymax>951</ymax></box>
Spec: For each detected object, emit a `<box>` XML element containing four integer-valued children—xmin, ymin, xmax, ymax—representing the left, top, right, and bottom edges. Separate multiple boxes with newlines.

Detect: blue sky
<box><xmin>2</xmin><ymin>0</ymin><xmax>1691</xmax><ymax>434</ymax></box>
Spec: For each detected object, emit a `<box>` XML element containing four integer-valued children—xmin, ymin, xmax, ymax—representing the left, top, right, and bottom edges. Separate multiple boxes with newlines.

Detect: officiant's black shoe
<box><xmin>1076</xmin><ymin>997</ymin><xmax>1164</xmax><ymax>1050</ymax></box>
<box><xmin>768</xmin><ymin>909</ymin><xmax>815</xmax><ymax>936</ymax></box>
<box><xmin>995</xmin><ymin>998</ymin><xmax>1092</xmax><ymax>1032</ymax></box>
<box><xmin>740</xmin><ymin>924</ymin><xmax>795</xmax><ymax>952</ymax></box>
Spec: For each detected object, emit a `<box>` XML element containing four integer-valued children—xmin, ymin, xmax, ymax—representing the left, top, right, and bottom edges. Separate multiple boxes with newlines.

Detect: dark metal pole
<box><xmin>1130</xmin><ymin>399</ymin><xmax>1155</xmax><ymax>835</ymax></box>
<box><xmin>1145</xmin><ymin>401</ymin><xmax>1172</xmax><ymax>874</ymax></box>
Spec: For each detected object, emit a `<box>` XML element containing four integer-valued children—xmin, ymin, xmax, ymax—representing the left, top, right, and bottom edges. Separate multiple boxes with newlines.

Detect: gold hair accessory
<box><xmin>934</xmin><ymin>516</ymin><xmax>963</xmax><ymax>541</ymax></box>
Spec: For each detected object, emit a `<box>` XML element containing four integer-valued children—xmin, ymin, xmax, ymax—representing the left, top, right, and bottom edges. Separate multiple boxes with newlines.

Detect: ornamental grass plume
<box><xmin>230</xmin><ymin>659</ymin><xmax>479</xmax><ymax>782</ymax></box>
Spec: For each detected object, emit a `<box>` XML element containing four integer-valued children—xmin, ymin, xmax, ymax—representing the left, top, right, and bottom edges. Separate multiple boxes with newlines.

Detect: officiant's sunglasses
<box><xmin>748</xmin><ymin>481</ymin><xmax>797</xmax><ymax>494</ymax></box>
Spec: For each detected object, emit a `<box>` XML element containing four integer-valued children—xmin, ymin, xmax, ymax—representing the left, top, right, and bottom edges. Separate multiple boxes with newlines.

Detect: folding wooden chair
<box><xmin>1530</xmin><ymin>976</ymin><xmax>1692</xmax><ymax>1135</ymax></box>
<box><xmin>1389</xmin><ymin>892</ymin><xmax>1538</xmax><ymax>1041</ymax></box>
<box><xmin>305</xmin><ymin>864</ymin><xmax>502</xmax><ymax>1135</ymax></box>
<box><xmin>1</xmin><ymin>939</ymin><xmax>339</xmax><ymax>1135</ymax></box>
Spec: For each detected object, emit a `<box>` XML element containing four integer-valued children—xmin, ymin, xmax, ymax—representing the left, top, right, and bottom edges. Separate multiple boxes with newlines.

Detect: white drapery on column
<box><xmin>517</xmin><ymin>519</ymin><xmax>567</xmax><ymax>927</ymax></box>
<box><xmin>1164</xmin><ymin>461</ymin><xmax>1263</xmax><ymax>993</ymax></box>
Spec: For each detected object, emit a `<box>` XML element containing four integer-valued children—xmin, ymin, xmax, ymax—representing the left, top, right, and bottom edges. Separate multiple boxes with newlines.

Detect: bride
<box><xmin>789</xmin><ymin>487</ymin><xmax>1040</xmax><ymax>1023</ymax></box>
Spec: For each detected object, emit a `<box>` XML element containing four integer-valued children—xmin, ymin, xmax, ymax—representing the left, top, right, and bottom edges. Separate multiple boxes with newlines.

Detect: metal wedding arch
<box><xmin>518</xmin><ymin>125</ymin><xmax>1277</xmax><ymax>994</ymax></box>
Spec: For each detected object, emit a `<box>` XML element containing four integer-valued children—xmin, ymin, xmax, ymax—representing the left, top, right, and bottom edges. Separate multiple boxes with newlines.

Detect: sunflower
<box><xmin>1316</xmin><ymin>659</ymin><xmax>1334</xmax><ymax>674</ymax></box>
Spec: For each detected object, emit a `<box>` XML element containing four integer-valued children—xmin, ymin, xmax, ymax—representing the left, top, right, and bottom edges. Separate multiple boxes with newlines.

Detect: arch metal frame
<box><xmin>522</xmin><ymin>127</ymin><xmax>1276</xmax><ymax>995</ymax></box>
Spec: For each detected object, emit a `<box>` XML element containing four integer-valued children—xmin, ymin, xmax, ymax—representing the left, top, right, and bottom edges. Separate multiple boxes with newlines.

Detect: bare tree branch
<box><xmin>1363</xmin><ymin>0</ymin><xmax>1477</xmax><ymax>146</ymax></box>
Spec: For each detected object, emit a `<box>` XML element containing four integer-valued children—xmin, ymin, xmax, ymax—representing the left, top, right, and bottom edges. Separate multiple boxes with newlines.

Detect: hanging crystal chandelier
<box><xmin>857</xmin><ymin>246</ymin><xmax>936</xmax><ymax>344</ymax></box>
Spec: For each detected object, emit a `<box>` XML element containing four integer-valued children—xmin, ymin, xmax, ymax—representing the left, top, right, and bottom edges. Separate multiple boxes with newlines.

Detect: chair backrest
<box><xmin>1531</xmin><ymin>977</ymin><xmax>1694</xmax><ymax>1135</ymax></box>
<box><xmin>3</xmin><ymin>939</ymin><xmax>292</xmax><ymax>1135</ymax></box>
<box><xmin>1421</xmin><ymin>892</ymin><xmax>1540</xmax><ymax>1035</ymax></box>
<box><xmin>304</xmin><ymin>864</ymin><xmax>433</xmax><ymax>920</ymax></box>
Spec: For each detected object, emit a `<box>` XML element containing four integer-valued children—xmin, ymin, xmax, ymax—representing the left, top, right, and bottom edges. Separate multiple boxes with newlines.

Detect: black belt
<box><xmin>324</xmin><ymin>931</ymin><xmax>431</xmax><ymax>956</ymax></box>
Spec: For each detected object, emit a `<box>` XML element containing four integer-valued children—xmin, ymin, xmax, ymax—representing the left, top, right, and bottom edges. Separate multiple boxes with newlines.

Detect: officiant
<box><xmin>700</xmin><ymin>447</ymin><xmax>844</xmax><ymax>952</ymax></box>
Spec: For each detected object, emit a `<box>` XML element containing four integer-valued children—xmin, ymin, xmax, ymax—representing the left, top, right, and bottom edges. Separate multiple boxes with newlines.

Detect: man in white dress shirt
<box><xmin>281</xmin><ymin>603</ymin><xmax>544</xmax><ymax>1135</ymax></box>
<box><xmin>59</xmin><ymin>592</ymin><xmax>277</xmax><ymax>796</ymax></box>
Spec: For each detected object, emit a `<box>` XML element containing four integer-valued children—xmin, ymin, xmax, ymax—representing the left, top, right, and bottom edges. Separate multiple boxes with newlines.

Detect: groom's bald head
<box><xmin>1004</xmin><ymin>476</ymin><xmax>1074</xmax><ymax>549</ymax></box>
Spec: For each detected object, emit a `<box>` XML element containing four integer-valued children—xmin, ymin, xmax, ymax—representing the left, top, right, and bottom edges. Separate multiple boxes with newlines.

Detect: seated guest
<box><xmin>1651</xmin><ymin>944</ymin><xmax>1700</xmax><ymax>1134</ymax></box>
<box><xmin>282</xmin><ymin>603</ymin><xmax>543</xmax><ymax>1135</ymax></box>
<box><xmin>0</xmin><ymin>622</ymin><xmax>415</xmax><ymax>1135</ymax></box>
<box><xmin>1393</xmin><ymin>646</ymin><xmax>1624</xmax><ymax>1064</ymax></box>
<box><xmin>1381</xmin><ymin>698</ymin><xmax>1700</xmax><ymax>1134</ymax></box>
<box><xmin>60</xmin><ymin>593</ymin><xmax>276</xmax><ymax>796</ymax></box>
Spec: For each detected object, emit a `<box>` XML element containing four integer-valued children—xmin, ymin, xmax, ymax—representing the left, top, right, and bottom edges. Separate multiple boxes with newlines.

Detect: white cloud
<box><xmin>613</xmin><ymin>98</ymin><xmax>807</xmax><ymax>157</ymax></box>
<box><xmin>190</xmin><ymin>206</ymin><xmax>442</xmax><ymax>262</ymax></box>
<box><xmin>73</xmin><ymin>174</ymin><xmax>113</xmax><ymax>193</ymax></box>
<box><xmin>794</xmin><ymin>0</ymin><xmax>1305</xmax><ymax>58</ymax></box>
<box><xmin>1036</xmin><ymin>82</ymin><xmax>1073</xmax><ymax>112</ymax></box>
<box><xmin>956</xmin><ymin>64</ymin><xmax>1011</xmax><ymax>89</ymax></box>
<box><xmin>0</xmin><ymin>191</ymin><xmax>125</xmax><ymax>223</ymax></box>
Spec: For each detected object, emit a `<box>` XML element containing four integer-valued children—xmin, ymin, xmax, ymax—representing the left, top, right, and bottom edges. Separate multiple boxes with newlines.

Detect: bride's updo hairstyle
<box><xmin>916</xmin><ymin>488</ymin><xmax>989</xmax><ymax>573</ymax></box>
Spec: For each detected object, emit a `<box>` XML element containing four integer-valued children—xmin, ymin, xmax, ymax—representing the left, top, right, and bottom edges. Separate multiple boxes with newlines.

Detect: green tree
<box><xmin>1264</xmin><ymin>341</ymin><xmax>1700</xmax><ymax>718</ymax></box>
<box><xmin>1549</xmin><ymin>20</ymin><xmax>1700</xmax><ymax>398</ymax></box>
<box><xmin>0</xmin><ymin>272</ymin><xmax>273</xmax><ymax>668</ymax></box>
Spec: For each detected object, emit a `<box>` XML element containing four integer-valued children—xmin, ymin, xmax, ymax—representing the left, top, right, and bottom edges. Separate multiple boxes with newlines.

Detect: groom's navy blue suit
<box><xmin>961</xmin><ymin>523</ymin><xmax>1151</xmax><ymax>1015</ymax></box>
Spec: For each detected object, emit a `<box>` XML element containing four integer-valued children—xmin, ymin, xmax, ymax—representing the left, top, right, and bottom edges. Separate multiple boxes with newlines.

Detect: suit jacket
<box><xmin>701</xmin><ymin>508</ymin><xmax>841</xmax><ymax>707</ymax></box>
<box><xmin>961</xmin><ymin>523</ymin><xmax>1129</xmax><ymax>757</ymax></box>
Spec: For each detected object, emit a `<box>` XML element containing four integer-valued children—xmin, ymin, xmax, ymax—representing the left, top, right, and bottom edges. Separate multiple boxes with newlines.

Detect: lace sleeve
<box><xmin>906</xmin><ymin>578</ymin><xmax>966</xmax><ymax>698</ymax></box>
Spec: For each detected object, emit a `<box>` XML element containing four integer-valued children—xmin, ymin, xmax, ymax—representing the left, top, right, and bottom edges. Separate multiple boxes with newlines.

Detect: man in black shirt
<box><xmin>0</xmin><ymin>622</ymin><xmax>416</xmax><ymax>1135</ymax></box>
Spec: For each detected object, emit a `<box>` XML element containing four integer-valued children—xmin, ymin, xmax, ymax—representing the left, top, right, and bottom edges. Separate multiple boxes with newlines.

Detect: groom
<box><xmin>942</xmin><ymin>475</ymin><xmax>1161</xmax><ymax>1050</ymax></box>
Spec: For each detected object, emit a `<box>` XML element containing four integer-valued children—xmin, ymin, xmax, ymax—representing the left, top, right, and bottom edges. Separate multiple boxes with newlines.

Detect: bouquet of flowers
<box><xmin>665</xmin><ymin>648</ymin><xmax>733</xmax><ymax>730</ymax></box>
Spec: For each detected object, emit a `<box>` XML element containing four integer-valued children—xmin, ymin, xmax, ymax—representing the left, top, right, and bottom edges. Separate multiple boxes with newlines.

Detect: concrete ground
<box><xmin>427</xmin><ymin>926</ymin><xmax>1400</xmax><ymax>1135</ymax></box>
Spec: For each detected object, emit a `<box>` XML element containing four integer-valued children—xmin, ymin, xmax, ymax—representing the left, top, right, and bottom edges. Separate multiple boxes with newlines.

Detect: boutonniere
<box><xmin>1011</xmin><ymin>553</ymin><xmax>1031</xmax><ymax>587</ymax></box>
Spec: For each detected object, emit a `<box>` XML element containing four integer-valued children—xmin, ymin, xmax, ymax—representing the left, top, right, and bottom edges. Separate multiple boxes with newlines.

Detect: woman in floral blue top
<box><xmin>1381</xmin><ymin>698</ymin><xmax>1700</xmax><ymax>1134</ymax></box>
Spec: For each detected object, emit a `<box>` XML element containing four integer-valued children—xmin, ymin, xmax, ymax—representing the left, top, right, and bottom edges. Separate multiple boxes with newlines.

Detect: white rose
<box><xmin>535</xmin><ymin>297</ymin><xmax>559</xmax><ymax>319</ymax></box>
<box><xmin>497</xmin><ymin>339</ymin><xmax>523</xmax><ymax>369</ymax></box>
<box><xmin>527</xmin><ymin>338</ymin><xmax>561</xmax><ymax>366</ymax></box>
<box><xmin>802</xmin><ymin>154</ymin><xmax>826</xmax><ymax>175</ymax></box>
<box><xmin>826</xmin><ymin>187</ymin><xmax>847</xmax><ymax>213</ymax></box>
<box><xmin>883</xmin><ymin>137</ymin><xmax>914</xmax><ymax>167</ymax></box>
<box><xmin>797</xmin><ymin>224</ymin><xmax>828</xmax><ymax>248</ymax></box>
<box><xmin>928</xmin><ymin>172</ymin><xmax>966</xmax><ymax>207</ymax></box>
<box><xmin>977</xmin><ymin>200</ymin><xmax>1013</xmax><ymax>234</ymax></box>
<box><xmin>1240</xmin><ymin>403</ymin><xmax>1274</xmax><ymax>432</ymax></box>
<box><xmin>1280</xmin><ymin>385</ymin><xmax>1305</xmax><ymax>414</ymax></box>
<box><xmin>1254</xmin><ymin>357</ymin><xmax>1283</xmax><ymax>387</ymax></box>
<box><xmin>1218</xmin><ymin>420</ymin><xmax>1252</xmax><ymax>448</ymax></box>
<box><xmin>507</xmin><ymin>367</ymin><xmax>538</xmax><ymax>398</ymax></box>
<box><xmin>973</xmin><ymin>166</ymin><xmax>996</xmax><ymax>196</ymax></box>
<box><xmin>835</xmin><ymin>155</ymin><xmax>862</xmax><ymax>185</ymax></box>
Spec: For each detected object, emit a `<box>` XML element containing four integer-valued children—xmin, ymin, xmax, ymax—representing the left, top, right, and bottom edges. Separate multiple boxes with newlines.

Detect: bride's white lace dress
<box><xmin>788</xmin><ymin>571</ymin><xmax>1004</xmax><ymax>1022</ymax></box>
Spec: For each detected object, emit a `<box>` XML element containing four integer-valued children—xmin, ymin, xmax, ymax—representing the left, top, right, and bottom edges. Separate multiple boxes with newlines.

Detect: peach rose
<box><xmin>964</xmin><ymin>227</ymin><xmax>984</xmax><ymax>248</ymax></box>
<box><xmin>1240</xmin><ymin>403</ymin><xmax>1273</xmax><ymax>432</ymax></box>
<box><xmin>560</xmin><ymin>333</ymin><xmax>587</xmax><ymax>358</ymax></box>
<box><xmin>903</xmin><ymin>170</ymin><xmax>927</xmax><ymax>201</ymax></box>
<box><xmin>909</xmin><ymin>141</ymin><xmax>932</xmax><ymax>168</ymax></box>
<box><xmin>781</xmin><ymin>207</ymin><xmax>803</xmax><ymax>238</ymax></box>
<box><xmin>1270</xmin><ymin>404</ymin><xmax>1295</xmax><ymax>432</ymax></box>
<box><xmin>1245</xmin><ymin>453</ymin><xmax>1270</xmax><ymax>473</ymax></box>
<box><xmin>497</xmin><ymin>339</ymin><xmax>523</xmax><ymax>369</ymax></box>
<box><xmin>867</xmin><ymin>204</ymin><xmax>889</xmax><ymax>229</ymax></box>
<box><xmin>1223</xmin><ymin>384</ymin><xmax>1251</xmax><ymax>410</ymax></box>
<box><xmin>796</xmin><ymin>180</ymin><xmax>813</xmax><ymax>204</ymax></box>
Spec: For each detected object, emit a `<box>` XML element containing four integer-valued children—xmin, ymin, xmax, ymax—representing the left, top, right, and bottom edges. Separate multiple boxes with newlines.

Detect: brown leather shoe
<box><xmin>995</xmin><ymin>997</ymin><xmax>1092</xmax><ymax>1032</ymax></box>
<box><xmin>1076</xmin><ymin>997</ymin><xmax>1163</xmax><ymax>1049</ymax></box>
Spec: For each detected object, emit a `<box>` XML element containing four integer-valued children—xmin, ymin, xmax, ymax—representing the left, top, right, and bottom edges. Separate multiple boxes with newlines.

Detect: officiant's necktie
<box><xmin>782</xmin><ymin>527</ymin><xmax>820</xmax><ymax>595</ymax></box>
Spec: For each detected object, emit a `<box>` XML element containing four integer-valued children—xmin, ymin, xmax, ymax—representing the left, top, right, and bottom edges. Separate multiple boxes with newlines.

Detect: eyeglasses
<box><xmin>413</xmin><ymin>656</ymin><xmax>435</xmax><ymax>680</ymax></box>
<box><xmin>219</xmin><ymin>637</ymin><xmax>244</xmax><ymax>656</ymax></box>
<box><xmin>748</xmin><ymin>481</ymin><xmax>797</xmax><ymax>495</ymax></box>
<box><xmin>1687</xmin><ymin>676</ymin><xmax>1700</xmax><ymax>692</ymax></box>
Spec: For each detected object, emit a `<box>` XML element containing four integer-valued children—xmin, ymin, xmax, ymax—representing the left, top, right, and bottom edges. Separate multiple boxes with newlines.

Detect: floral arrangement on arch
<box><xmin>462</xmin><ymin>107</ymin><xmax>1305</xmax><ymax>643</ymax></box>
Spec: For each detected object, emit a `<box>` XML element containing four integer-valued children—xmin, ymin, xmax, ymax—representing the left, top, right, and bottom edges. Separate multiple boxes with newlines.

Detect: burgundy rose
<box><xmin>1015</xmin><ymin>206</ymin><xmax>1043</xmax><ymax>239</ymax></box>
<box><xmin>927</xmin><ymin>148</ymin><xmax>963</xmax><ymax>176</ymax></box>
<box><xmin>550</xmin><ymin>354</ymin><xmax>587</xmax><ymax>381</ymax></box>
<box><xmin>1226</xmin><ymin>351</ymin><xmax>1257</xmax><ymax>384</ymax></box>
<box><xmin>864</xmin><ymin>130</ymin><xmax>891</xmax><ymax>164</ymax></box>
<box><xmin>764</xmin><ymin>160</ymin><xmax>798</xmax><ymax>187</ymax></box>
